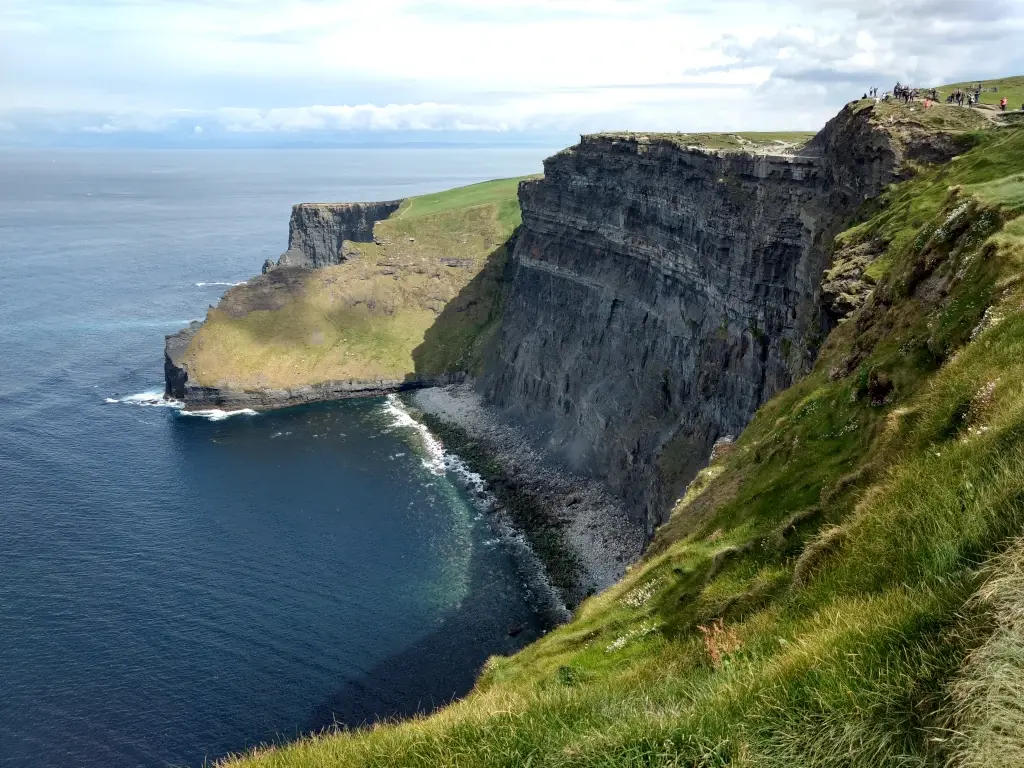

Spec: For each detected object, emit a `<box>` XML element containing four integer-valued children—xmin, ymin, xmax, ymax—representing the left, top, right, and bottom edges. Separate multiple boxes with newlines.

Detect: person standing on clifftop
<box><xmin>1001</xmin><ymin>97</ymin><xmax>1008</xmax><ymax>111</ymax></box>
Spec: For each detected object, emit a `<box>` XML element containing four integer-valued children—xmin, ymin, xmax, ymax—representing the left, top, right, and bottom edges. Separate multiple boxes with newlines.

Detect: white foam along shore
<box><xmin>194</xmin><ymin>281</ymin><xmax>245</xmax><ymax>288</ymax></box>
<box><xmin>410</xmin><ymin>383</ymin><xmax>646</xmax><ymax>605</ymax></box>
<box><xmin>105</xmin><ymin>390</ymin><xmax>258</xmax><ymax>421</ymax></box>
<box><xmin>383</xmin><ymin>394</ymin><xmax>447</xmax><ymax>475</ymax></box>
<box><xmin>383</xmin><ymin>394</ymin><xmax>572</xmax><ymax>624</ymax></box>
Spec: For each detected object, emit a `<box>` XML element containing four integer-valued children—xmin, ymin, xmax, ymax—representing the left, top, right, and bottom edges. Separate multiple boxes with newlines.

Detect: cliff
<box><xmin>166</xmin><ymin>179</ymin><xmax>525</xmax><ymax>409</ymax></box>
<box><xmin>480</xmin><ymin>102</ymin><xmax>977</xmax><ymax>534</ymax></box>
<box><xmin>266</xmin><ymin>200</ymin><xmax>403</xmax><ymax>271</ymax></box>
<box><xmin>224</xmin><ymin>89</ymin><xmax>1024</xmax><ymax>768</ymax></box>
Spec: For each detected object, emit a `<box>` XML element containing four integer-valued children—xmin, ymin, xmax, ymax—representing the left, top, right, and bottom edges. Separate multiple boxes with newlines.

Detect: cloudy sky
<box><xmin>2</xmin><ymin>0</ymin><xmax>1023</xmax><ymax>145</ymax></box>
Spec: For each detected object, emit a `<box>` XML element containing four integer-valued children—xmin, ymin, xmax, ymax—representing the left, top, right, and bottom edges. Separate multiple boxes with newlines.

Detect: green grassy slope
<box><xmin>182</xmin><ymin>178</ymin><xmax>530</xmax><ymax>389</ymax></box>
<box><xmin>395</xmin><ymin>176</ymin><xmax>535</xmax><ymax>227</ymax></box>
<box><xmin>224</xmin><ymin>126</ymin><xmax>1024</xmax><ymax>766</ymax></box>
<box><xmin>938</xmin><ymin>75</ymin><xmax>1024</xmax><ymax>109</ymax></box>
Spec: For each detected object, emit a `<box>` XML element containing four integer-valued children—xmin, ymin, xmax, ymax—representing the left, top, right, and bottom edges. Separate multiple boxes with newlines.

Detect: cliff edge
<box><xmin>480</xmin><ymin>99</ymin><xmax>983</xmax><ymax>533</ymax></box>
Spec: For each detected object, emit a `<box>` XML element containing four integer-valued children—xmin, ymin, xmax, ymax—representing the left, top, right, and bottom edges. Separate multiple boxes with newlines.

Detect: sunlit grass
<box><xmin>184</xmin><ymin>179</ymin><xmax>529</xmax><ymax>389</ymax></box>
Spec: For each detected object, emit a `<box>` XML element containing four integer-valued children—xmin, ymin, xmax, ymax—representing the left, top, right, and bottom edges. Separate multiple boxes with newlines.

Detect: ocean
<box><xmin>0</xmin><ymin>147</ymin><xmax>556</xmax><ymax>767</ymax></box>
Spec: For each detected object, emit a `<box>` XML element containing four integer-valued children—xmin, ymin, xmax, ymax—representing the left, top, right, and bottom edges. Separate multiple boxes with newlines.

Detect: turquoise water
<box><xmin>0</xmin><ymin>148</ymin><xmax>555</xmax><ymax>767</ymax></box>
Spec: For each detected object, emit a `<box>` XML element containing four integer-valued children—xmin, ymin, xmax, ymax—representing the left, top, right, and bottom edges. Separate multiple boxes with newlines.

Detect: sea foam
<box><xmin>194</xmin><ymin>281</ymin><xmax>245</xmax><ymax>288</ymax></box>
<box><xmin>105</xmin><ymin>390</ymin><xmax>184</xmax><ymax>409</ymax></box>
<box><xmin>383</xmin><ymin>394</ymin><xmax>447</xmax><ymax>475</ymax></box>
<box><xmin>105</xmin><ymin>390</ymin><xmax>257</xmax><ymax>421</ymax></box>
<box><xmin>179</xmin><ymin>408</ymin><xmax>259</xmax><ymax>422</ymax></box>
<box><xmin>382</xmin><ymin>394</ymin><xmax>568</xmax><ymax>622</ymax></box>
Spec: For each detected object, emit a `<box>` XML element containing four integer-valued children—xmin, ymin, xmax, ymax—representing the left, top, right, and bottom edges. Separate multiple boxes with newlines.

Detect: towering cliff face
<box><xmin>481</xmin><ymin>104</ymin><xmax>961</xmax><ymax>533</ymax></box>
<box><xmin>267</xmin><ymin>200</ymin><xmax>403</xmax><ymax>271</ymax></box>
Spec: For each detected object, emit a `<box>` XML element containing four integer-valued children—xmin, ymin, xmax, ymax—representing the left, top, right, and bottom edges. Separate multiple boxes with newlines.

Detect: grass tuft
<box><xmin>948</xmin><ymin>539</ymin><xmax>1024</xmax><ymax>768</ymax></box>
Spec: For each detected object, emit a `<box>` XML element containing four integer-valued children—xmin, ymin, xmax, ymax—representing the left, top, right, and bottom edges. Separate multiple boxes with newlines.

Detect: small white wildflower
<box><xmin>605</xmin><ymin>622</ymin><xmax>660</xmax><ymax>653</ymax></box>
<box><xmin>971</xmin><ymin>307</ymin><xmax>1004</xmax><ymax>340</ymax></box>
<box><xmin>622</xmin><ymin>578</ymin><xmax>663</xmax><ymax>608</ymax></box>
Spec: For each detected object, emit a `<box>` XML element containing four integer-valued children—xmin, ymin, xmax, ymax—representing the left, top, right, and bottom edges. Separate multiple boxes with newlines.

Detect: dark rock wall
<box><xmin>481</xmin><ymin>106</ymin><xmax>918</xmax><ymax>534</ymax></box>
<box><xmin>164</xmin><ymin>322</ymin><xmax>201</xmax><ymax>400</ymax></box>
<box><xmin>271</xmin><ymin>200</ymin><xmax>403</xmax><ymax>270</ymax></box>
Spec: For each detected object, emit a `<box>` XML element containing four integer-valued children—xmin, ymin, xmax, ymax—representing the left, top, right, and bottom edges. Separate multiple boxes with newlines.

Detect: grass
<box><xmin>592</xmin><ymin>131</ymin><xmax>817</xmax><ymax>153</ymax></box>
<box><xmin>394</xmin><ymin>177</ymin><xmax>535</xmax><ymax>226</ymax></box>
<box><xmin>867</xmin><ymin>99</ymin><xmax>992</xmax><ymax>133</ymax></box>
<box><xmin>221</xmin><ymin>124</ymin><xmax>1024</xmax><ymax>767</ymax></box>
<box><xmin>182</xmin><ymin>178</ymin><xmax>531</xmax><ymax>389</ymax></box>
<box><xmin>938</xmin><ymin>75</ymin><xmax>1024</xmax><ymax>111</ymax></box>
<box><xmin>967</xmin><ymin>173</ymin><xmax>1024</xmax><ymax>208</ymax></box>
<box><xmin>948</xmin><ymin>540</ymin><xmax>1024</xmax><ymax>768</ymax></box>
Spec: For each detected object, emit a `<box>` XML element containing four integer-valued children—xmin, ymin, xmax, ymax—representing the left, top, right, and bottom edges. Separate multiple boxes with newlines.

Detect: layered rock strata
<box><xmin>480</xmin><ymin>105</ymin><xmax>959</xmax><ymax>534</ymax></box>
<box><xmin>264</xmin><ymin>200</ymin><xmax>403</xmax><ymax>272</ymax></box>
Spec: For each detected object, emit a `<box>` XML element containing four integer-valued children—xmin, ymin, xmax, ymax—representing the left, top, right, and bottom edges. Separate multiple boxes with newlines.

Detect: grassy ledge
<box><xmin>222</xmin><ymin>113</ymin><xmax>1024</xmax><ymax>765</ymax></box>
<box><xmin>590</xmin><ymin>130</ymin><xmax>818</xmax><ymax>153</ymax></box>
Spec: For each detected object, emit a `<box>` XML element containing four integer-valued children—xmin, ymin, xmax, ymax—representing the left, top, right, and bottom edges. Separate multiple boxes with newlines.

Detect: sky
<box><xmin>2</xmin><ymin>0</ymin><xmax>1024</xmax><ymax>146</ymax></box>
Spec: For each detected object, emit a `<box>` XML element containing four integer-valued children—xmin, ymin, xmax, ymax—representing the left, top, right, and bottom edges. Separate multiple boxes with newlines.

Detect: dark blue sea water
<box><xmin>0</xmin><ymin>148</ymin><xmax>555</xmax><ymax>768</ymax></box>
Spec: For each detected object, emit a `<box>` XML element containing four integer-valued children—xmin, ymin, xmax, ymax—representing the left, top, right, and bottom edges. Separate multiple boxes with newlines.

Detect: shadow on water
<box><xmin>300</xmin><ymin>536</ymin><xmax>545</xmax><ymax>734</ymax></box>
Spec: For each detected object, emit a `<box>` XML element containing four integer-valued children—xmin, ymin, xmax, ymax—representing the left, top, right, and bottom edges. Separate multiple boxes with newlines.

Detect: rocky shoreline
<box><xmin>409</xmin><ymin>383</ymin><xmax>646</xmax><ymax>609</ymax></box>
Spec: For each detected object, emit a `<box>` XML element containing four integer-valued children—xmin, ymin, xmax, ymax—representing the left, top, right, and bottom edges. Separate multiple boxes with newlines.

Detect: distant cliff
<box><xmin>265</xmin><ymin>200</ymin><xmax>403</xmax><ymax>271</ymax></box>
<box><xmin>164</xmin><ymin>179</ymin><xmax>527</xmax><ymax>408</ymax></box>
<box><xmin>480</xmin><ymin>104</ymin><xmax>972</xmax><ymax>533</ymax></box>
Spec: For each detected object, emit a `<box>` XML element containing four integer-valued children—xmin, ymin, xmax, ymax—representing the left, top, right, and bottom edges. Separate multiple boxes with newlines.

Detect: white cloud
<box><xmin>1</xmin><ymin>0</ymin><xmax>1022</xmax><ymax>142</ymax></box>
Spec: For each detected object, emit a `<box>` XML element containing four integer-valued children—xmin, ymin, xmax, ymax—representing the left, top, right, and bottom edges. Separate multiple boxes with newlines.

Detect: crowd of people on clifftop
<box><xmin>947</xmin><ymin>83</ymin><xmax>983</xmax><ymax>107</ymax></box>
<box><xmin>862</xmin><ymin>83</ymin><xmax>930</xmax><ymax>103</ymax></box>
<box><xmin>860</xmin><ymin>81</ymin><xmax>1023</xmax><ymax>112</ymax></box>
<box><xmin>891</xmin><ymin>83</ymin><xmax>920</xmax><ymax>103</ymax></box>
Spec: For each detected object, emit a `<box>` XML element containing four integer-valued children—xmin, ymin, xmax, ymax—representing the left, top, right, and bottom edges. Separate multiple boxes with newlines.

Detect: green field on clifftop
<box><xmin>595</xmin><ymin>130</ymin><xmax>817</xmax><ymax>152</ymax></box>
<box><xmin>180</xmin><ymin>177</ymin><xmax>531</xmax><ymax>390</ymax></box>
<box><xmin>221</xmin><ymin>111</ymin><xmax>1024</xmax><ymax>766</ymax></box>
<box><xmin>939</xmin><ymin>75</ymin><xmax>1024</xmax><ymax>109</ymax></box>
<box><xmin>394</xmin><ymin>176</ymin><xmax>531</xmax><ymax>225</ymax></box>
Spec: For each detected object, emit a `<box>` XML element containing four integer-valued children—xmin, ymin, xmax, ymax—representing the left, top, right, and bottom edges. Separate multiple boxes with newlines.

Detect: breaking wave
<box><xmin>178</xmin><ymin>408</ymin><xmax>259</xmax><ymax>422</ymax></box>
<box><xmin>382</xmin><ymin>397</ymin><xmax>573</xmax><ymax>626</ymax></box>
<box><xmin>195</xmin><ymin>281</ymin><xmax>245</xmax><ymax>288</ymax></box>
<box><xmin>104</xmin><ymin>390</ymin><xmax>183</xmax><ymax>409</ymax></box>
<box><xmin>105</xmin><ymin>390</ymin><xmax>258</xmax><ymax>421</ymax></box>
<box><xmin>383</xmin><ymin>394</ymin><xmax>487</xmax><ymax>491</ymax></box>
<box><xmin>381</xmin><ymin>394</ymin><xmax>569</xmax><ymax>623</ymax></box>
<box><xmin>383</xmin><ymin>394</ymin><xmax>447</xmax><ymax>475</ymax></box>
